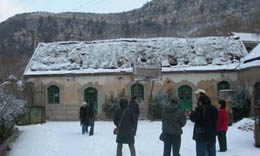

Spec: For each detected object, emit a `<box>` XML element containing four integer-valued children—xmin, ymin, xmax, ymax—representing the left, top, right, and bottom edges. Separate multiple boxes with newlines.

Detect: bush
<box><xmin>0</xmin><ymin>87</ymin><xmax>25</xmax><ymax>143</ymax></box>
<box><xmin>232</xmin><ymin>88</ymin><xmax>251</xmax><ymax>122</ymax></box>
<box><xmin>149</xmin><ymin>102</ymin><xmax>162</xmax><ymax>120</ymax></box>
<box><xmin>148</xmin><ymin>90</ymin><xmax>170</xmax><ymax>120</ymax></box>
<box><xmin>102</xmin><ymin>93</ymin><xmax>119</xmax><ymax>119</ymax></box>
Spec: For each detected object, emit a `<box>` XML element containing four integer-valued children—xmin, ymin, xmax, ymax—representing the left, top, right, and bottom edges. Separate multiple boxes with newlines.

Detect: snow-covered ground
<box><xmin>8</xmin><ymin>118</ymin><xmax>260</xmax><ymax>156</ymax></box>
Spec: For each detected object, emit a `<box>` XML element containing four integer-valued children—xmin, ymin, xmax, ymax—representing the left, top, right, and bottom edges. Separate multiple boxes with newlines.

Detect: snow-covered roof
<box><xmin>238</xmin><ymin>43</ymin><xmax>260</xmax><ymax>69</ymax></box>
<box><xmin>231</xmin><ymin>32</ymin><xmax>260</xmax><ymax>43</ymax></box>
<box><xmin>24</xmin><ymin>37</ymin><xmax>248</xmax><ymax>76</ymax></box>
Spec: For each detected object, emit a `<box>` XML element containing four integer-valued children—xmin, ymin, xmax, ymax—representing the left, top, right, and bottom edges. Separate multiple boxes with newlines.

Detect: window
<box><xmin>131</xmin><ymin>84</ymin><xmax>144</xmax><ymax>102</ymax></box>
<box><xmin>218</xmin><ymin>81</ymin><xmax>230</xmax><ymax>92</ymax></box>
<box><xmin>48</xmin><ymin>85</ymin><xmax>60</xmax><ymax>104</ymax></box>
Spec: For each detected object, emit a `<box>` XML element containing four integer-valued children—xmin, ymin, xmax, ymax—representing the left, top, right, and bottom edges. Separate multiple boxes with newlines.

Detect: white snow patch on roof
<box><xmin>238</xmin><ymin>43</ymin><xmax>260</xmax><ymax>69</ymax></box>
<box><xmin>232</xmin><ymin>32</ymin><xmax>260</xmax><ymax>43</ymax></box>
<box><xmin>24</xmin><ymin>37</ymin><xmax>247</xmax><ymax>76</ymax></box>
<box><xmin>244</xmin><ymin>43</ymin><xmax>260</xmax><ymax>61</ymax></box>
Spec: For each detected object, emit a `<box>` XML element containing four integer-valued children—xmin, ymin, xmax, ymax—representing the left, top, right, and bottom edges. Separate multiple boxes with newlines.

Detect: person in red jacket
<box><xmin>217</xmin><ymin>100</ymin><xmax>229</xmax><ymax>152</ymax></box>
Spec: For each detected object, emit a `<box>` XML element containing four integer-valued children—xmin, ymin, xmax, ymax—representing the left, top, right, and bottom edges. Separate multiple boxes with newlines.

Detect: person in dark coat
<box><xmin>129</xmin><ymin>96</ymin><xmax>140</xmax><ymax>136</ymax></box>
<box><xmin>113</xmin><ymin>98</ymin><xmax>136</xmax><ymax>156</ymax></box>
<box><xmin>87</xmin><ymin>101</ymin><xmax>96</xmax><ymax>136</ymax></box>
<box><xmin>188</xmin><ymin>93</ymin><xmax>218</xmax><ymax>156</ymax></box>
<box><xmin>217</xmin><ymin>100</ymin><xmax>228</xmax><ymax>152</ymax></box>
<box><xmin>161</xmin><ymin>97</ymin><xmax>187</xmax><ymax>156</ymax></box>
<box><xmin>79</xmin><ymin>102</ymin><xmax>88</xmax><ymax>134</ymax></box>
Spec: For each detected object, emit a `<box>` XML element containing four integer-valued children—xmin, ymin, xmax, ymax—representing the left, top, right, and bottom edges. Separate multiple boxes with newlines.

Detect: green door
<box><xmin>178</xmin><ymin>85</ymin><xmax>192</xmax><ymax>111</ymax></box>
<box><xmin>84</xmin><ymin>87</ymin><xmax>98</xmax><ymax>112</ymax></box>
<box><xmin>131</xmin><ymin>84</ymin><xmax>144</xmax><ymax>103</ymax></box>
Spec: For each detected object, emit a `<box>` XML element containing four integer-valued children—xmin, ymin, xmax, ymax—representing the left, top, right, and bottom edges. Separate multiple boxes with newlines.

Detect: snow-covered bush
<box><xmin>0</xmin><ymin>87</ymin><xmax>26</xmax><ymax>142</ymax></box>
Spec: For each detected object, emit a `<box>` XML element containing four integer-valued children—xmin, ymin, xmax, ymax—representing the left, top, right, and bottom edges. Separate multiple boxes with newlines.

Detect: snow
<box><xmin>1</xmin><ymin>81</ymin><xmax>11</xmax><ymax>87</ymax></box>
<box><xmin>6</xmin><ymin>75</ymin><xmax>17</xmax><ymax>81</ymax></box>
<box><xmin>8</xmin><ymin>119</ymin><xmax>260</xmax><ymax>156</ymax></box>
<box><xmin>244</xmin><ymin>44</ymin><xmax>260</xmax><ymax>62</ymax></box>
<box><xmin>24</xmin><ymin>37</ymin><xmax>247</xmax><ymax>76</ymax></box>
<box><xmin>232</xmin><ymin>32</ymin><xmax>260</xmax><ymax>43</ymax></box>
<box><xmin>238</xmin><ymin>43</ymin><xmax>260</xmax><ymax>69</ymax></box>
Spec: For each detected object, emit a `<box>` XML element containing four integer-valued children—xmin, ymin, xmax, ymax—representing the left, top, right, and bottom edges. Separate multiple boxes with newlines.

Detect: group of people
<box><xmin>79</xmin><ymin>101</ymin><xmax>97</xmax><ymax>136</ymax></box>
<box><xmin>80</xmin><ymin>89</ymin><xmax>229</xmax><ymax>156</ymax></box>
<box><xmin>161</xmin><ymin>88</ymin><xmax>229</xmax><ymax>156</ymax></box>
<box><xmin>188</xmin><ymin>89</ymin><xmax>228</xmax><ymax>156</ymax></box>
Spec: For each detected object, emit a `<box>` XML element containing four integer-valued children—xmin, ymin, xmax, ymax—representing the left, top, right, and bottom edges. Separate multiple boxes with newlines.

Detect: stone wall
<box><xmin>25</xmin><ymin>70</ymin><xmax>238</xmax><ymax>120</ymax></box>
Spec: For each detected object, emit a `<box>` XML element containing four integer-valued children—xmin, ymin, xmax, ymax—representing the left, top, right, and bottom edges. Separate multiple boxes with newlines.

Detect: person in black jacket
<box><xmin>79</xmin><ymin>102</ymin><xmax>88</xmax><ymax>134</ymax></box>
<box><xmin>161</xmin><ymin>97</ymin><xmax>187</xmax><ymax>156</ymax></box>
<box><xmin>87</xmin><ymin>101</ymin><xmax>96</xmax><ymax>136</ymax></box>
<box><xmin>129</xmin><ymin>96</ymin><xmax>140</xmax><ymax>136</ymax></box>
<box><xmin>188</xmin><ymin>93</ymin><xmax>218</xmax><ymax>156</ymax></box>
<box><xmin>114</xmin><ymin>98</ymin><xmax>136</xmax><ymax>156</ymax></box>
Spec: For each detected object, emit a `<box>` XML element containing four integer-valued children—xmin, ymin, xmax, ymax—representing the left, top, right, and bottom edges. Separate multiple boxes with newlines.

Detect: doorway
<box><xmin>178</xmin><ymin>85</ymin><xmax>192</xmax><ymax>111</ymax></box>
<box><xmin>84</xmin><ymin>87</ymin><xmax>98</xmax><ymax>112</ymax></box>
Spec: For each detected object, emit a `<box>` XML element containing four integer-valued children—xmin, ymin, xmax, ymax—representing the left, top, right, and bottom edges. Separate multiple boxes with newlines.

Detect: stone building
<box><xmin>23</xmin><ymin>36</ymin><xmax>259</xmax><ymax>121</ymax></box>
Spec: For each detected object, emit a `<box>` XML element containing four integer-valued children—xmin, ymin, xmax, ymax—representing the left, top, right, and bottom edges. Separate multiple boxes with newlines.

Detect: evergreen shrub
<box><xmin>0</xmin><ymin>87</ymin><xmax>25</xmax><ymax>144</ymax></box>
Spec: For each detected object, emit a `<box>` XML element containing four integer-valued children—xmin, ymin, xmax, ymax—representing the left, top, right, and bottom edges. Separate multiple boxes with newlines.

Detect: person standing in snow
<box><xmin>128</xmin><ymin>96</ymin><xmax>140</xmax><ymax>136</ymax></box>
<box><xmin>79</xmin><ymin>102</ymin><xmax>88</xmax><ymax>134</ymax></box>
<box><xmin>87</xmin><ymin>101</ymin><xmax>96</xmax><ymax>136</ymax></box>
<box><xmin>161</xmin><ymin>97</ymin><xmax>187</xmax><ymax>156</ymax></box>
<box><xmin>114</xmin><ymin>98</ymin><xmax>136</xmax><ymax>156</ymax></box>
<box><xmin>216</xmin><ymin>100</ymin><xmax>229</xmax><ymax>152</ymax></box>
<box><xmin>187</xmin><ymin>92</ymin><xmax>218</xmax><ymax>156</ymax></box>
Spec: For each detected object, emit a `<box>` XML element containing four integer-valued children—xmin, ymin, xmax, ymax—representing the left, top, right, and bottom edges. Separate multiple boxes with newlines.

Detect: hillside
<box><xmin>0</xmin><ymin>0</ymin><xmax>260</xmax><ymax>80</ymax></box>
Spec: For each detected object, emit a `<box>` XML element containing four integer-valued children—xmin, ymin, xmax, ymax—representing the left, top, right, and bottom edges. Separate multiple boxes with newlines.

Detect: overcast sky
<box><xmin>0</xmin><ymin>0</ymin><xmax>152</xmax><ymax>22</ymax></box>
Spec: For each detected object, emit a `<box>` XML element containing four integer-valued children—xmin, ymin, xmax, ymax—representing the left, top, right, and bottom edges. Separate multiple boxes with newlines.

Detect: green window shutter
<box><xmin>48</xmin><ymin>85</ymin><xmax>60</xmax><ymax>104</ymax></box>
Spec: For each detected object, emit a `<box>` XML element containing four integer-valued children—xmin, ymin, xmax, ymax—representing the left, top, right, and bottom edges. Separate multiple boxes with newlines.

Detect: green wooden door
<box><xmin>84</xmin><ymin>87</ymin><xmax>98</xmax><ymax>112</ymax></box>
<box><xmin>131</xmin><ymin>84</ymin><xmax>144</xmax><ymax>103</ymax></box>
<box><xmin>178</xmin><ymin>85</ymin><xmax>192</xmax><ymax>111</ymax></box>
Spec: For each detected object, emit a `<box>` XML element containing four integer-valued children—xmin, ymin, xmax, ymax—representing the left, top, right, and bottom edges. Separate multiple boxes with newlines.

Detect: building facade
<box><xmin>23</xmin><ymin>37</ymin><xmax>259</xmax><ymax>121</ymax></box>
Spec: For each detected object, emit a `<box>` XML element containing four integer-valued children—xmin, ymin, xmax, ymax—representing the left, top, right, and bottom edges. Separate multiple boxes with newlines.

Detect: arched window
<box><xmin>48</xmin><ymin>85</ymin><xmax>60</xmax><ymax>104</ymax></box>
<box><xmin>84</xmin><ymin>87</ymin><xmax>98</xmax><ymax>112</ymax></box>
<box><xmin>131</xmin><ymin>84</ymin><xmax>144</xmax><ymax>102</ymax></box>
<box><xmin>178</xmin><ymin>85</ymin><xmax>192</xmax><ymax>111</ymax></box>
<box><xmin>217</xmin><ymin>81</ymin><xmax>230</xmax><ymax>92</ymax></box>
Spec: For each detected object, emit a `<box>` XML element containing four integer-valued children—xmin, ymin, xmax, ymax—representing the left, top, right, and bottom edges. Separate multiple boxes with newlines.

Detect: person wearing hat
<box><xmin>161</xmin><ymin>97</ymin><xmax>186</xmax><ymax>156</ymax></box>
<box><xmin>194</xmin><ymin>89</ymin><xmax>206</xmax><ymax>102</ymax></box>
<box><xmin>79</xmin><ymin>101</ymin><xmax>88</xmax><ymax>134</ymax></box>
<box><xmin>187</xmin><ymin>93</ymin><xmax>218</xmax><ymax>156</ymax></box>
<box><xmin>186</xmin><ymin>89</ymin><xmax>206</xmax><ymax>116</ymax></box>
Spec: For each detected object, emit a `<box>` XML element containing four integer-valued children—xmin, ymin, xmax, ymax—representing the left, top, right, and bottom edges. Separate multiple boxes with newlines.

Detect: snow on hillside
<box><xmin>24</xmin><ymin>37</ymin><xmax>247</xmax><ymax>75</ymax></box>
<box><xmin>8</xmin><ymin>119</ymin><xmax>260</xmax><ymax>156</ymax></box>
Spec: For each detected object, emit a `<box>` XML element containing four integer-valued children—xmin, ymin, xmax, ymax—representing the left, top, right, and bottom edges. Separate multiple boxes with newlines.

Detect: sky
<box><xmin>0</xmin><ymin>0</ymin><xmax>152</xmax><ymax>22</ymax></box>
